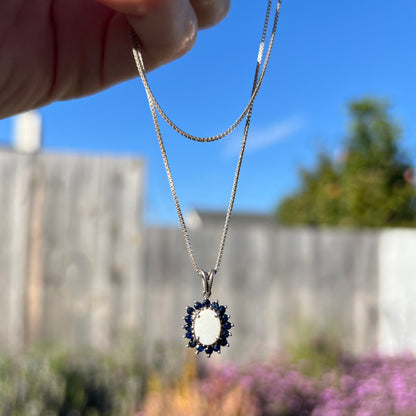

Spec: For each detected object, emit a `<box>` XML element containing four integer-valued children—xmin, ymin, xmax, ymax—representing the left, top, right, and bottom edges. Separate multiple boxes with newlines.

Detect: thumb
<box><xmin>95</xmin><ymin>0</ymin><xmax>198</xmax><ymax>70</ymax></box>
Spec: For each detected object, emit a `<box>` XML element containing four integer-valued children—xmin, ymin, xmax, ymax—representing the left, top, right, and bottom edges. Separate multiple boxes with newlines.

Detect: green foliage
<box><xmin>0</xmin><ymin>343</ymin><xmax>146</xmax><ymax>416</ymax></box>
<box><xmin>276</xmin><ymin>98</ymin><xmax>416</xmax><ymax>227</ymax></box>
<box><xmin>285</xmin><ymin>328</ymin><xmax>343</xmax><ymax>379</ymax></box>
<box><xmin>0</xmin><ymin>351</ymin><xmax>64</xmax><ymax>416</ymax></box>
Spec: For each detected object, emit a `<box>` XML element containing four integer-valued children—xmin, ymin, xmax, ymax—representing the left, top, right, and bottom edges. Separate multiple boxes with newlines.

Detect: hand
<box><xmin>0</xmin><ymin>0</ymin><xmax>230</xmax><ymax>119</ymax></box>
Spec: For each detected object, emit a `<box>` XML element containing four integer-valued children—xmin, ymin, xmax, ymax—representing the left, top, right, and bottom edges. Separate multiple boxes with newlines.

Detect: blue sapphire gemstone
<box><xmin>184</xmin><ymin>324</ymin><xmax>192</xmax><ymax>331</ymax></box>
<box><xmin>221</xmin><ymin>330</ymin><xmax>230</xmax><ymax>338</ymax></box>
<box><xmin>205</xmin><ymin>346</ymin><xmax>213</xmax><ymax>355</ymax></box>
<box><xmin>187</xmin><ymin>306</ymin><xmax>194</xmax><ymax>315</ymax></box>
<box><xmin>196</xmin><ymin>344</ymin><xmax>204</xmax><ymax>352</ymax></box>
<box><xmin>186</xmin><ymin>331</ymin><xmax>193</xmax><ymax>339</ymax></box>
<box><xmin>213</xmin><ymin>342</ymin><xmax>221</xmax><ymax>352</ymax></box>
<box><xmin>194</xmin><ymin>301</ymin><xmax>203</xmax><ymax>310</ymax></box>
<box><xmin>211</xmin><ymin>301</ymin><xmax>219</xmax><ymax>310</ymax></box>
<box><xmin>223</xmin><ymin>322</ymin><xmax>232</xmax><ymax>330</ymax></box>
<box><xmin>188</xmin><ymin>340</ymin><xmax>197</xmax><ymax>348</ymax></box>
<box><xmin>221</xmin><ymin>314</ymin><xmax>229</xmax><ymax>323</ymax></box>
<box><xmin>220</xmin><ymin>338</ymin><xmax>228</xmax><ymax>346</ymax></box>
<box><xmin>184</xmin><ymin>315</ymin><xmax>193</xmax><ymax>323</ymax></box>
<box><xmin>203</xmin><ymin>299</ymin><xmax>211</xmax><ymax>307</ymax></box>
<box><xmin>218</xmin><ymin>305</ymin><xmax>226</xmax><ymax>315</ymax></box>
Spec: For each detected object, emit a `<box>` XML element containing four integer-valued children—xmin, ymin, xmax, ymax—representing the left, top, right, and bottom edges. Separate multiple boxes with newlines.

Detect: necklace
<box><xmin>131</xmin><ymin>0</ymin><xmax>282</xmax><ymax>356</ymax></box>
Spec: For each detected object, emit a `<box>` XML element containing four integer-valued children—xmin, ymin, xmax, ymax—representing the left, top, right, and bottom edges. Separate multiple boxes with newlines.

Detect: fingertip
<box><xmin>190</xmin><ymin>0</ymin><xmax>230</xmax><ymax>29</ymax></box>
<box><xmin>126</xmin><ymin>0</ymin><xmax>198</xmax><ymax>69</ymax></box>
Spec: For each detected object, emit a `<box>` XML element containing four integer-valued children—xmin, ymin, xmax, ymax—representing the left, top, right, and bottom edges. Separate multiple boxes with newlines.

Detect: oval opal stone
<box><xmin>194</xmin><ymin>308</ymin><xmax>221</xmax><ymax>346</ymax></box>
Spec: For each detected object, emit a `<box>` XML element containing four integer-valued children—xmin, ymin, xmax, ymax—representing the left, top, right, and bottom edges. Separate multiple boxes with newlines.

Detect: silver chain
<box><xmin>131</xmin><ymin>0</ymin><xmax>282</xmax><ymax>280</ymax></box>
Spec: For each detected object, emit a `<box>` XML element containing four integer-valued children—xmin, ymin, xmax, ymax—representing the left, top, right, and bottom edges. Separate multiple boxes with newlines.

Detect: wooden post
<box><xmin>25</xmin><ymin>159</ymin><xmax>44</xmax><ymax>345</ymax></box>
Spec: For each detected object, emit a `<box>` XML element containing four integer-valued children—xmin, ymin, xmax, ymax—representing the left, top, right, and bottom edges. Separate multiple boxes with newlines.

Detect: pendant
<box><xmin>183</xmin><ymin>299</ymin><xmax>234</xmax><ymax>357</ymax></box>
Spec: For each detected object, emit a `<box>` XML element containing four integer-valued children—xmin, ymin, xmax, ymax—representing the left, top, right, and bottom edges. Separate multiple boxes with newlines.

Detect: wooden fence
<box><xmin>1</xmin><ymin>150</ymin><xmax>415</xmax><ymax>361</ymax></box>
<box><xmin>141</xmin><ymin>225</ymin><xmax>416</xmax><ymax>361</ymax></box>
<box><xmin>0</xmin><ymin>150</ymin><xmax>144</xmax><ymax>350</ymax></box>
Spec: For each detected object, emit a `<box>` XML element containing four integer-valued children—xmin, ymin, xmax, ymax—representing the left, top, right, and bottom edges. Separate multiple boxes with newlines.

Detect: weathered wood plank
<box><xmin>0</xmin><ymin>152</ymin><xmax>18</xmax><ymax>345</ymax></box>
<box><xmin>8</xmin><ymin>154</ymin><xmax>33</xmax><ymax>350</ymax></box>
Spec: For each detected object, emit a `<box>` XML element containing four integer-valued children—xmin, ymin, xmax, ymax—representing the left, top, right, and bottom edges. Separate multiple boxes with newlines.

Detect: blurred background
<box><xmin>0</xmin><ymin>0</ymin><xmax>415</xmax><ymax>415</ymax></box>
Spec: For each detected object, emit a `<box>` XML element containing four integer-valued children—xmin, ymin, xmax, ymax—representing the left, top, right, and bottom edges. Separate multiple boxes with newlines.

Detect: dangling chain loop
<box><xmin>130</xmin><ymin>0</ymin><xmax>281</xmax><ymax>143</ymax></box>
<box><xmin>131</xmin><ymin>0</ymin><xmax>282</xmax><ymax>283</ymax></box>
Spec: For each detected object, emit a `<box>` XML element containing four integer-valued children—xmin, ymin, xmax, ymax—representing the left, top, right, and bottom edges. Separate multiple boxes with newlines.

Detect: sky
<box><xmin>0</xmin><ymin>0</ymin><xmax>415</xmax><ymax>225</ymax></box>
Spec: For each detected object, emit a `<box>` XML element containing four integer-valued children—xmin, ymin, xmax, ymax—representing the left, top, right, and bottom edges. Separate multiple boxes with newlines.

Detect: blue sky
<box><xmin>0</xmin><ymin>0</ymin><xmax>415</xmax><ymax>224</ymax></box>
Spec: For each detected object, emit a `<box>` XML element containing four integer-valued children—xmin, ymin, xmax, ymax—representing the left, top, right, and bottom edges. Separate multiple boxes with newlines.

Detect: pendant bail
<box><xmin>200</xmin><ymin>269</ymin><xmax>216</xmax><ymax>299</ymax></box>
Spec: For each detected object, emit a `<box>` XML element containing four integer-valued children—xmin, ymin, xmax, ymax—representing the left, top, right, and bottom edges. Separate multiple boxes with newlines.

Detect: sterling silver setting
<box><xmin>183</xmin><ymin>299</ymin><xmax>234</xmax><ymax>357</ymax></box>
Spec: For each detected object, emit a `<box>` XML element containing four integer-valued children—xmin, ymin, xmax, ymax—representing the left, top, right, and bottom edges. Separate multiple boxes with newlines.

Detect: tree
<box><xmin>276</xmin><ymin>98</ymin><xmax>416</xmax><ymax>227</ymax></box>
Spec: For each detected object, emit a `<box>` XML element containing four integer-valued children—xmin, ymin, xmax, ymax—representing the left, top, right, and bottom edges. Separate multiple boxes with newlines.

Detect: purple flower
<box><xmin>194</xmin><ymin>352</ymin><xmax>415</xmax><ymax>416</ymax></box>
<box><xmin>313</xmin><ymin>353</ymin><xmax>416</xmax><ymax>416</ymax></box>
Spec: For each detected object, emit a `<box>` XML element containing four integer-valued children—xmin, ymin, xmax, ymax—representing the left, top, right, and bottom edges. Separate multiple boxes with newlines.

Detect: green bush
<box><xmin>276</xmin><ymin>98</ymin><xmax>416</xmax><ymax>227</ymax></box>
<box><xmin>0</xmin><ymin>351</ymin><xmax>63</xmax><ymax>416</ymax></box>
<box><xmin>0</xmin><ymin>343</ymin><xmax>146</xmax><ymax>416</ymax></box>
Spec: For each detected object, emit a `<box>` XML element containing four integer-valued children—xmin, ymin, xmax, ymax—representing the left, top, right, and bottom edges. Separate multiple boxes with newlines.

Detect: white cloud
<box><xmin>223</xmin><ymin>115</ymin><xmax>304</xmax><ymax>157</ymax></box>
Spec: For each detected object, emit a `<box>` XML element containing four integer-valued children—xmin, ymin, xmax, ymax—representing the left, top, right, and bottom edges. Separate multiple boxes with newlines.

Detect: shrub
<box><xmin>0</xmin><ymin>352</ymin><xmax>64</xmax><ymax>416</ymax></box>
<box><xmin>0</xmin><ymin>344</ymin><xmax>145</xmax><ymax>416</ymax></box>
<box><xmin>1</xmin><ymin>345</ymin><xmax>415</xmax><ymax>416</ymax></box>
<box><xmin>197</xmin><ymin>360</ymin><xmax>318</xmax><ymax>416</ymax></box>
<box><xmin>139</xmin><ymin>358</ymin><xmax>258</xmax><ymax>416</ymax></box>
<box><xmin>313</xmin><ymin>353</ymin><xmax>416</xmax><ymax>416</ymax></box>
<box><xmin>139</xmin><ymin>352</ymin><xmax>416</xmax><ymax>416</ymax></box>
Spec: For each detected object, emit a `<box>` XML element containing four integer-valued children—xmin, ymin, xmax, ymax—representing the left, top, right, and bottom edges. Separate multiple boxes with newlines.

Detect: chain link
<box><xmin>131</xmin><ymin>0</ymin><xmax>280</xmax><ymax>143</ymax></box>
<box><xmin>131</xmin><ymin>0</ymin><xmax>282</xmax><ymax>278</ymax></box>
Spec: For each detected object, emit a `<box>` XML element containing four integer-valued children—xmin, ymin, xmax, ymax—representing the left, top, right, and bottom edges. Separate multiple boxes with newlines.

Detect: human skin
<box><xmin>0</xmin><ymin>0</ymin><xmax>230</xmax><ymax>119</ymax></box>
